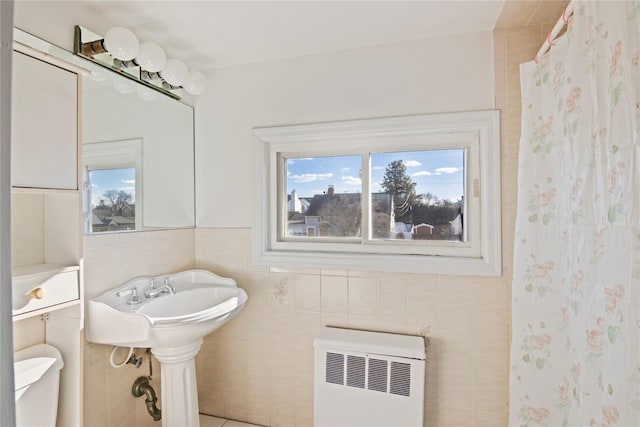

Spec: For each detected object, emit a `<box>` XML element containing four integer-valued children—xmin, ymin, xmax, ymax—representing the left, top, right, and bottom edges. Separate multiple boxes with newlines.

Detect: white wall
<box><xmin>15</xmin><ymin>1</ymin><xmax>117</xmax><ymax>52</ymax></box>
<box><xmin>195</xmin><ymin>31</ymin><xmax>495</xmax><ymax>227</ymax></box>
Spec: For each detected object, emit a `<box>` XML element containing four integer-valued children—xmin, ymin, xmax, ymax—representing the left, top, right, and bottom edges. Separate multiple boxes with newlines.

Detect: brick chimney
<box><xmin>327</xmin><ymin>185</ymin><xmax>335</xmax><ymax>196</ymax></box>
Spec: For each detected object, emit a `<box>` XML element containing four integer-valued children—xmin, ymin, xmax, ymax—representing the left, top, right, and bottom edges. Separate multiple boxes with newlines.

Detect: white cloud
<box><xmin>412</xmin><ymin>171</ymin><xmax>432</xmax><ymax>177</ymax></box>
<box><xmin>121</xmin><ymin>179</ymin><xmax>135</xmax><ymax>184</ymax></box>
<box><xmin>371</xmin><ymin>166</ymin><xmax>385</xmax><ymax>170</ymax></box>
<box><xmin>403</xmin><ymin>160</ymin><xmax>421</xmax><ymax>167</ymax></box>
<box><xmin>342</xmin><ymin>175</ymin><xmax>361</xmax><ymax>186</ymax></box>
<box><xmin>341</xmin><ymin>167</ymin><xmax>351</xmax><ymax>172</ymax></box>
<box><xmin>289</xmin><ymin>173</ymin><xmax>333</xmax><ymax>183</ymax></box>
<box><xmin>118</xmin><ymin>186</ymin><xmax>135</xmax><ymax>192</ymax></box>
<box><xmin>435</xmin><ymin>167</ymin><xmax>461</xmax><ymax>174</ymax></box>
<box><xmin>288</xmin><ymin>158</ymin><xmax>313</xmax><ymax>165</ymax></box>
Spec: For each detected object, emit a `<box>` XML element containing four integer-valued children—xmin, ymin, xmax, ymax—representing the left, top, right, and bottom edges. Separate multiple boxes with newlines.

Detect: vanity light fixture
<box><xmin>73</xmin><ymin>25</ymin><xmax>206</xmax><ymax>99</ymax></box>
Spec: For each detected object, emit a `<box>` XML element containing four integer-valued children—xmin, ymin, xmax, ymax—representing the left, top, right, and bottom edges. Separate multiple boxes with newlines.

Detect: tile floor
<box><xmin>199</xmin><ymin>414</ymin><xmax>261</xmax><ymax>427</ymax></box>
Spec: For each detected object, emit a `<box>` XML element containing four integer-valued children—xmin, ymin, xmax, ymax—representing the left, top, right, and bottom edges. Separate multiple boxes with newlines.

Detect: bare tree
<box><xmin>102</xmin><ymin>189</ymin><xmax>132</xmax><ymax>216</ymax></box>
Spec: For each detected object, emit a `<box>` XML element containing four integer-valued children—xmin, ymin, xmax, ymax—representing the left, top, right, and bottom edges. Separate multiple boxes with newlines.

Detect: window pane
<box><xmin>89</xmin><ymin>168</ymin><xmax>135</xmax><ymax>232</ymax></box>
<box><xmin>370</xmin><ymin>149</ymin><xmax>465</xmax><ymax>241</ymax></box>
<box><xmin>285</xmin><ymin>155</ymin><xmax>361</xmax><ymax>238</ymax></box>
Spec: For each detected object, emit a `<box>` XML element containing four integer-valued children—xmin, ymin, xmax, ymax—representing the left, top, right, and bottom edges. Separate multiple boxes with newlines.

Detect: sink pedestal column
<box><xmin>152</xmin><ymin>339</ymin><xmax>204</xmax><ymax>427</ymax></box>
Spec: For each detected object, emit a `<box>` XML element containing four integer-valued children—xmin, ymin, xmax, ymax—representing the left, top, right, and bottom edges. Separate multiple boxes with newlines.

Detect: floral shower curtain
<box><xmin>510</xmin><ymin>1</ymin><xmax>640</xmax><ymax>426</ymax></box>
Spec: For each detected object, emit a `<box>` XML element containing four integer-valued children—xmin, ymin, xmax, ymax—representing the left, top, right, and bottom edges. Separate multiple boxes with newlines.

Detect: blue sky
<box><xmin>286</xmin><ymin>149</ymin><xmax>465</xmax><ymax>202</ymax></box>
<box><xmin>89</xmin><ymin>168</ymin><xmax>135</xmax><ymax>207</ymax></box>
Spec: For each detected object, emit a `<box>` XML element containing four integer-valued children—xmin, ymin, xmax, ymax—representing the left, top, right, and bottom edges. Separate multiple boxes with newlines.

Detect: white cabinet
<box><xmin>12</xmin><ymin>265</ymin><xmax>79</xmax><ymax>317</ymax></box>
<box><xmin>10</xmin><ymin>44</ymin><xmax>85</xmax><ymax>427</ymax></box>
<box><xmin>11</xmin><ymin>51</ymin><xmax>78</xmax><ymax>189</ymax></box>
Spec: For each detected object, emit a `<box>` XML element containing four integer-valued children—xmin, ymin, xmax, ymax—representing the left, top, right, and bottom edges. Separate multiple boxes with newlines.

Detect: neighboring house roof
<box><xmin>414</xmin><ymin>223</ymin><xmax>434</xmax><ymax>229</ymax></box>
<box><xmin>412</xmin><ymin>203</ymin><xmax>461</xmax><ymax>225</ymax></box>
<box><xmin>288</xmin><ymin>212</ymin><xmax>305</xmax><ymax>224</ymax></box>
<box><xmin>108</xmin><ymin>216</ymin><xmax>135</xmax><ymax>225</ymax></box>
<box><xmin>92</xmin><ymin>214</ymin><xmax>105</xmax><ymax>225</ymax></box>
<box><xmin>304</xmin><ymin>192</ymin><xmax>393</xmax><ymax>217</ymax></box>
<box><xmin>412</xmin><ymin>223</ymin><xmax>434</xmax><ymax>234</ymax></box>
<box><xmin>92</xmin><ymin>207</ymin><xmax>111</xmax><ymax>216</ymax></box>
<box><xmin>305</xmin><ymin>193</ymin><xmax>361</xmax><ymax>216</ymax></box>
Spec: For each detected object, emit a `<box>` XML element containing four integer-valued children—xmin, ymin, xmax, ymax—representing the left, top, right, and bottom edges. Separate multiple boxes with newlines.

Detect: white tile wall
<box><xmin>194</xmin><ymin>227</ymin><xmax>509</xmax><ymax>426</ymax></box>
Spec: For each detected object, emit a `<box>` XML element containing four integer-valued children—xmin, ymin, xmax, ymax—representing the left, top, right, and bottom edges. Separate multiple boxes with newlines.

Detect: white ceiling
<box><xmin>70</xmin><ymin>1</ymin><xmax>505</xmax><ymax>70</ymax></box>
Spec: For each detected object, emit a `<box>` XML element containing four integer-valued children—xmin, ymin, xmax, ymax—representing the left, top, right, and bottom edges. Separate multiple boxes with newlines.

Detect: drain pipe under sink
<box><xmin>132</xmin><ymin>376</ymin><xmax>162</xmax><ymax>421</ymax></box>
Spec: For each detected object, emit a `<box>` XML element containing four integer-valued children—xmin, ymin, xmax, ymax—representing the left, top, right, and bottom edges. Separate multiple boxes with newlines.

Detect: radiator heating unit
<box><xmin>314</xmin><ymin>327</ymin><xmax>426</xmax><ymax>427</ymax></box>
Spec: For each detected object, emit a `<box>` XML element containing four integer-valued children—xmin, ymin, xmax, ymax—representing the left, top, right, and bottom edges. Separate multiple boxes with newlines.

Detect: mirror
<box><xmin>14</xmin><ymin>29</ymin><xmax>195</xmax><ymax>233</ymax></box>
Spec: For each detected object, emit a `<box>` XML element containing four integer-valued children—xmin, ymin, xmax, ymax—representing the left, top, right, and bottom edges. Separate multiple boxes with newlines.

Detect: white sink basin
<box><xmin>87</xmin><ymin>269</ymin><xmax>248</xmax><ymax>348</ymax></box>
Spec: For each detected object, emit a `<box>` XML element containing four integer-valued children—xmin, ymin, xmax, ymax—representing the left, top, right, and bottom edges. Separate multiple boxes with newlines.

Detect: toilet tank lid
<box><xmin>14</xmin><ymin>344</ymin><xmax>64</xmax><ymax>391</ymax></box>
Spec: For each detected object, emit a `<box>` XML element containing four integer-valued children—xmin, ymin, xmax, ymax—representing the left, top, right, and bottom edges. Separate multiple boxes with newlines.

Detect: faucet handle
<box><xmin>127</xmin><ymin>287</ymin><xmax>143</xmax><ymax>305</ymax></box>
<box><xmin>150</xmin><ymin>278</ymin><xmax>156</xmax><ymax>289</ymax></box>
<box><xmin>163</xmin><ymin>277</ymin><xmax>170</xmax><ymax>285</ymax></box>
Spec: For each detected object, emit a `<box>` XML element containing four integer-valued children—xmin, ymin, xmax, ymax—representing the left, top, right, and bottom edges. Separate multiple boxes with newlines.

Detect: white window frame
<box><xmin>253</xmin><ymin>111</ymin><xmax>501</xmax><ymax>276</ymax></box>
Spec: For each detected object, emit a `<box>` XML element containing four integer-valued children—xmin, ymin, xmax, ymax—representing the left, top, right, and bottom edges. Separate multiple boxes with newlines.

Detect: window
<box><xmin>87</xmin><ymin>168</ymin><xmax>136</xmax><ymax>232</ymax></box>
<box><xmin>83</xmin><ymin>139</ymin><xmax>142</xmax><ymax>233</ymax></box>
<box><xmin>254</xmin><ymin>111</ymin><xmax>501</xmax><ymax>276</ymax></box>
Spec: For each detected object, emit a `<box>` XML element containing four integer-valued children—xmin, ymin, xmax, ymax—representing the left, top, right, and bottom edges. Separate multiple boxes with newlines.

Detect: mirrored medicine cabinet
<box><xmin>14</xmin><ymin>28</ymin><xmax>196</xmax><ymax>234</ymax></box>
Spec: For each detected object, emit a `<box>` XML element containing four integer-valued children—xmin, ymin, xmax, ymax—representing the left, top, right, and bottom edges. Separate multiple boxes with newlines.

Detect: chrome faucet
<box><xmin>144</xmin><ymin>277</ymin><xmax>175</xmax><ymax>298</ymax></box>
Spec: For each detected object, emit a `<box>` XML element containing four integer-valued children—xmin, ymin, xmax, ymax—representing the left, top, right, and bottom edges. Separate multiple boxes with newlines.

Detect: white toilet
<box><xmin>14</xmin><ymin>343</ymin><xmax>64</xmax><ymax>427</ymax></box>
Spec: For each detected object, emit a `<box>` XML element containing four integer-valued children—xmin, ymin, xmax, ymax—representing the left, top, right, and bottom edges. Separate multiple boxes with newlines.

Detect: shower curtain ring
<box><xmin>562</xmin><ymin>7</ymin><xmax>570</xmax><ymax>25</ymax></box>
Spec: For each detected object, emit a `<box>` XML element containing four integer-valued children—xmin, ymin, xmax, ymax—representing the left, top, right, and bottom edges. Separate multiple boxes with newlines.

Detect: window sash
<box><xmin>274</xmin><ymin>134</ymin><xmax>480</xmax><ymax>257</ymax></box>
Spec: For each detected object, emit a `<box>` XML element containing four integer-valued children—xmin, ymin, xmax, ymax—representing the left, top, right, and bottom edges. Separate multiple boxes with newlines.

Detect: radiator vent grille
<box><xmin>367</xmin><ymin>358</ymin><xmax>388</xmax><ymax>393</ymax></box>
<box><xmin>326</xmin><ymin>352</ymin><xmax>344</xmax><ymax>385</ymax></box>
<box><xmin>390</xmin><ymin>362</ymin><xmax>411</xmax><ymax>397</ymax></box>
<box><xmin>324</xmin><ymin>352</ymin><xmax>412</xmax><ymax>397</ymax></box>
<box><xmin>346</xmin><ymin>355</ymin><xmax>366</xmax><ymax>389</ymax></box>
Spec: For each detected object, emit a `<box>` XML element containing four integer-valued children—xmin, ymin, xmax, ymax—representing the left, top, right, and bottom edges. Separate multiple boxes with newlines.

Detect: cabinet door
<box><xmin>12</xmin><ymin>51</ymin><xmax>78</xmax><ymax>189</ymax></box>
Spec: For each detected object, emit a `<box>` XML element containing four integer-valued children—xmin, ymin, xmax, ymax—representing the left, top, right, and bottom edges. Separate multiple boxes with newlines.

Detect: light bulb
<box><xmin>160</xmin><ymin>59</ymin><xmax>188</xmax><ymax>86</ymax></box>
<box><xmin>136</xmin><ymin>42</ymin><xmax>166</xmax><ymax>72</ymax></box>
<box><xmin>90</xmin><ymin>69</ymin><xmax>108</xmax><ymax>82</ymax></box>
<box><xmin>104</xmin><ymin>27</ymin><xmax>139</xmax><ymax>61</ymax></box>
<box><xmin>113</xmin><ymin>79</ymin><xmax>135</xmax><ymax>94</ymax></box>
<box><xmin>136</xmin><ymin>86</ymin><xmax>156</xmax><ymax>102</ymax></box>
<box><xmin>184</xmin><ymin>71</ymin><xmax>206</xmax><ymax>95</ymax></box>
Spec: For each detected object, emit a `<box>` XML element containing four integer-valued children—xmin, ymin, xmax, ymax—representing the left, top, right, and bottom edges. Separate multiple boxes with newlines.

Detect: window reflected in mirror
<box><xmin>87</xmin><ymin>168</ymin><xmax>136</xmax><ymax>232</ymax></box>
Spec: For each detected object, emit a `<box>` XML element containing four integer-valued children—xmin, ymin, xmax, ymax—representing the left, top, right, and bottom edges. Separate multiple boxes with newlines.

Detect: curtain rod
<box><xmin>534</xmin><ymin>0</ymin><xmax>574</xmax><ymax>63</ymax></box>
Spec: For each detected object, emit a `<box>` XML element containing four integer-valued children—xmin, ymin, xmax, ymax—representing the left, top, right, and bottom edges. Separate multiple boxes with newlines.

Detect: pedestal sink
<box><xmin>87</xmin><ymin>269</ymin><xmax>248</xmax><ymax>427</ymax></box>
